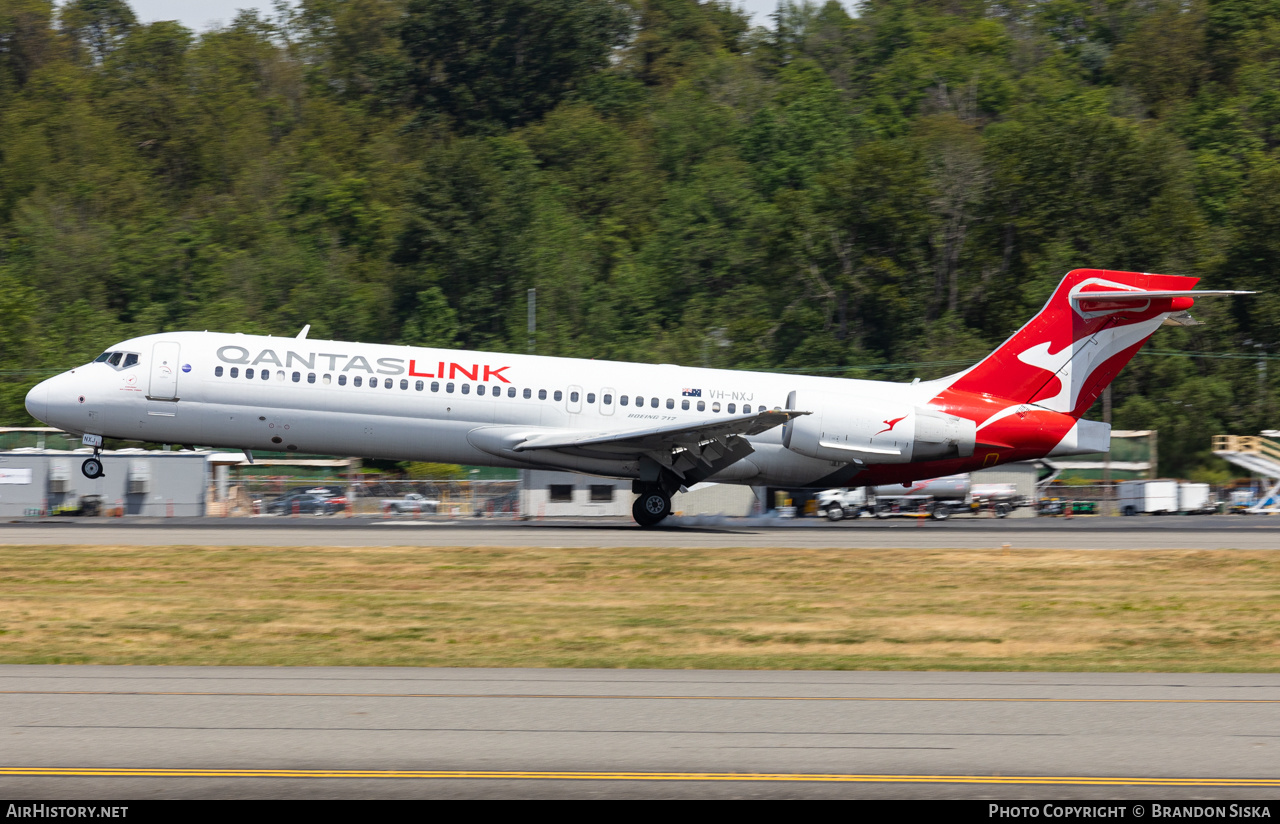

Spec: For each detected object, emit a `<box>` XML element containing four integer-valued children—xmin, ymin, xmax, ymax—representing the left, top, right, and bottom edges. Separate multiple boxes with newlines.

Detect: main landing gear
<box><xmin>632</xmin><ymin>488</ymin><xmax>671</xmax><ymax>527</ymax></box>
<box><xmin>631</xmin><ymin>462</ymin><xmax>682</xmax><ymax>528</ymax></box>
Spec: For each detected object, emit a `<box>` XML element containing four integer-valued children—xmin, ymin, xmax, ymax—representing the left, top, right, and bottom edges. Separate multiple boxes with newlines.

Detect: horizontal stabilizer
<box><xmin>515</xmin><ymin>408</ymin><xmax>809</xmax><ymax>453</ymax></box>
<box><xmin>1071</xmin><ymin>289</ymin><xmax>1253</xmax><ymax>301</ymax></box>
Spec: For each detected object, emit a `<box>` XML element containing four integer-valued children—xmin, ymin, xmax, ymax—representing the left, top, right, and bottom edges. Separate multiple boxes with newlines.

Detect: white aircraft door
<box><xmin>149</xmin><ymin>342</ymin><xmax>181</xmax><ymax>400</ymax></box>
<box><xmin>600</xmin><ymin>387</ymin><xmax>615</xmax><ymax>416</ymax></box>
<box><xmin>567</xmin><ymin>384</ymin><xmax>583</xmax><ymax>414</ymax></box>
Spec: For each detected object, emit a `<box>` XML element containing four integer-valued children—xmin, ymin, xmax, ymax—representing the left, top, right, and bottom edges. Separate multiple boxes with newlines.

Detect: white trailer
<box><xmin>1118</xmin><ymin>480</ymin><xmax>1179</xmax><ymax>515</ymax></box>
<box><xmin>1177</xmin><ymin>482</ymin><xmax>1213</xmax><ymax>515</ymax></box>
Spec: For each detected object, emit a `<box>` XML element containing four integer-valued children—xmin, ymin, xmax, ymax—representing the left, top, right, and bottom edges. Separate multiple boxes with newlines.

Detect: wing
<box><xmin>467</xmin><ymin>409</ymin><xmax>810</xmax><ymax>487</ymax></box>
<box><xmin>514</xmin><ymin>408</ymin><xmax>807</xmax><ymax>453</ymax></box>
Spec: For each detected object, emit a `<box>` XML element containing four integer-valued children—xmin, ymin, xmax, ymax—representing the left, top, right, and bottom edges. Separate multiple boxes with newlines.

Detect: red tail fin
<box><xmin>935</xmin><ymin>269</ymin><xmax>1198</xmax><ymax>418</ymax></box>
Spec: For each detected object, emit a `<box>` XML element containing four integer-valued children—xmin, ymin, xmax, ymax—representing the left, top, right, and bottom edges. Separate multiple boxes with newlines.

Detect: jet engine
<box><xmin>782</xmin><ymin>392</ymin><xmax>976</xmax><ymax>464</ymax></box>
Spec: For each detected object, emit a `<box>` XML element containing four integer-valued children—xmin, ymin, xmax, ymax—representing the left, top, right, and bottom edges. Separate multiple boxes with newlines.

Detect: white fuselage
<box><xmin>25</xmin><ymin>331</ymin><xmax>943</xmax><ymax>489</ymax></box>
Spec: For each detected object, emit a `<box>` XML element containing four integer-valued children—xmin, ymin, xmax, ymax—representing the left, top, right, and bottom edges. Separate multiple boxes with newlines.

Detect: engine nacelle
<box><xmin>783</xmin><ymin>392</ymin><xmax>976</xmax><ymax>465</ymax></box>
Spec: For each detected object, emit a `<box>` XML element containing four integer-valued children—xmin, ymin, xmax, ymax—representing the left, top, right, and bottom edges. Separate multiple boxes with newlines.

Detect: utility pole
<box><xmin>527</xmin><ymin>288</ymin><xmax>536</xmax><ymax>355</ymax></box>
<box><xmin>1259</xmin><ymin>343</ymin><xmax>1269</xmax><ymax>426</ymax></box>
<box><xmin>1103</xmin><ymin>385</ymin><xmax>1112</xmax><ymax>513</ymax></box>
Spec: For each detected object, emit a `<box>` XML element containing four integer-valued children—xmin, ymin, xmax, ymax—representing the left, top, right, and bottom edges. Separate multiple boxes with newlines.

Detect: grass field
<box><xmin>1</xmin><ymin>544</ymin><xmax>1278</xmax><ymax>670</ymax></box>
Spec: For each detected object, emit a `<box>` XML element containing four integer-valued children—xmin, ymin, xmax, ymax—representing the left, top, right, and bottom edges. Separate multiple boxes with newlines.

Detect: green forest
<box><xmin>2</xmin><ymin>0</ymin><xmax>1278</xmax><ymax>478</ymax></box>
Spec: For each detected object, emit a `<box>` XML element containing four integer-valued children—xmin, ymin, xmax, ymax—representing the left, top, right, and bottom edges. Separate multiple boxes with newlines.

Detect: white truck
<box><xmin>814</xmin><ymin>488</ymin><xmax>869</xmax><ymax>521</ymax></box>
<box><xmin>1117</xmin><ymin>480</ymin><xmax>1179</xmax><ymax>515</ymax></box>
<box><xmin>816</xmin><ymin>474</ymin><xmax>1023</xmax><ymax>521</ymax></box>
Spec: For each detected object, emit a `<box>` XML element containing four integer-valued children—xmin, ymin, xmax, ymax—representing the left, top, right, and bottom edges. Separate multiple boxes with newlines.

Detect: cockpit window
<box><xmin>98</xmin><ymin>351</ymin><xmax>140</xmax><ymax>369</ymax></box>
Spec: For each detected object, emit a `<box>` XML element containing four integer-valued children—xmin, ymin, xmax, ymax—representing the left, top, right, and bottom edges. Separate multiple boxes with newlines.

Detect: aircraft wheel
<box><xmin>81</xmin><ymin>458</ymin><xmax>103</xmax><ymax>479</ymax></box>
<box><xmin>633</xmin><ymin>490</ymin><xmax>671</xmax><ymax>527</ymax></box>
<box><xmin>827</xmin><ymin>506</ymin><xmax>844</xmax><ymax>522</ymax></box>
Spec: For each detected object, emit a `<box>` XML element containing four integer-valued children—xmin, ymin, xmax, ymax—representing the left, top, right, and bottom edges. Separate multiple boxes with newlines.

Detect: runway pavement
<box><xmin>2</xmin><ymin>666</ymin><xmax>1279</xmax><ymax>799</ymax></box>
<box><xmin>5</xmin><ymin>520</ymin><xmax>1277</xmax><ymax>798</ymax></box>
<box><xmin>2</xmin><ymin>514</ymin><xmax>1279</xmax><ymax>549</ymax></box>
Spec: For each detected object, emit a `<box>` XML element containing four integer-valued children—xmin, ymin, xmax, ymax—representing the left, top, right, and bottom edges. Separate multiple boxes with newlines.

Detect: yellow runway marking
<box><xmin>1</xmin><ymin>690</ymin><xmax>1277</xmax><ymax>704</ymax></box>
<box><xmin>2</xmin><ymin>767</ymin><xmax>1279</xmax><ymax>786</ymax></box>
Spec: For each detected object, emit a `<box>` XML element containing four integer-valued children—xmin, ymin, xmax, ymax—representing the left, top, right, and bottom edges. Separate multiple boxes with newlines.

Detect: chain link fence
<box><xmin>217</xmin><ymin>478</ymin><xmax>523</xmax><ymax>518</ymax></box>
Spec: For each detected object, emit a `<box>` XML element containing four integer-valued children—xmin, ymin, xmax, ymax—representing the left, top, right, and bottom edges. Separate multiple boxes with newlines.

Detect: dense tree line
<box><xmin>1</xmin><ymin>0</ymin><xmax>1278</xmax><ymax>478</ymax></box>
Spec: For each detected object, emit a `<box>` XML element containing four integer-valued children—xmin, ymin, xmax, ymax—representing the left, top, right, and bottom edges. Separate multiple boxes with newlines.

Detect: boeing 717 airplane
<box><xmin>24</xmin><ymin>269</ymin><xmax>1249</xmax><ymax>525</ymax></box>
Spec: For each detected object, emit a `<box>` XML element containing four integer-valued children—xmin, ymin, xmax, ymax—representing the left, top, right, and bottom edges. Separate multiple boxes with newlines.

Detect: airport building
<box><xmin>0</xmin><ymin>448</ymin><xmax>209</xmax><ymax>517</ymax></box>
<box><xmin>518</xmin><ymin>470</ymin><xmax>761</xmax><ymax>518</ymax></box>
<box><xmin>520</xmin><ymin>470</ymin><xmax>633</xmax><ymax>517</ymax></box>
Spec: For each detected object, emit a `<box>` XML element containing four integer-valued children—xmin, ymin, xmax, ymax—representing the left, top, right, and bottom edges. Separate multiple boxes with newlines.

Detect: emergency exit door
<box><xmin>149</xmin><ymin>342</ymin><xmax>181</xmax><ymax>400</ymax></box>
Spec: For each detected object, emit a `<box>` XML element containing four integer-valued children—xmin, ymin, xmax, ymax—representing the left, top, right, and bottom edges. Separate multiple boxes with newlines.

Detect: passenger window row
<box><xmin>617</xmin><ymin>395</ymin><xmax>749</xmax><ymax>414</ymax></box>
<box><xmin>210</xmin><ymin>366</ymin><xmax>756</xmax><ymax>414</ymax></box>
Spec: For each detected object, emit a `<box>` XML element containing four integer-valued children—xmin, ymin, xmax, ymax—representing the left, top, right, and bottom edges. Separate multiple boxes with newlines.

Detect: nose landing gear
<box><xmin>81</xmin><ymin>457</ymin><xmax>103</xmax><ymax>479</ymax></box>
<box><xmin>80</xmin><ymin>433</ymin><xmax>105</xmax><ymax>479</ymax></box>
<box><xmin>81</xmin><ymin>448</ymin><xmax>105</xmax><ymax>480</ymax></box>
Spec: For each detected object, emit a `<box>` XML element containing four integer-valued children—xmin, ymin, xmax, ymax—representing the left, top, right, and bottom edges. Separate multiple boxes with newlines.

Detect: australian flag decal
<box><xmin>682</xmin><ymin>388</ymin><xmax>701</xmax><ymax>397</ymax></box>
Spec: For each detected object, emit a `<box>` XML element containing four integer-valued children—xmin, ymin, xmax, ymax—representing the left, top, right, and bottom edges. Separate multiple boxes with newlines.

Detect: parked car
<box><xmin>380</xmin><ymin>492</ymin><xmax>440</xmax><ymax>514</ymax></box>
<box><xmin>267</xmin><ymin>492</ymin><xmax>343</xmax><ymax>515</ymax></box>
<box><xmin>279</xmin><ymin>486</ymin><xmax>348</xmax><ymax>512</ymax></box>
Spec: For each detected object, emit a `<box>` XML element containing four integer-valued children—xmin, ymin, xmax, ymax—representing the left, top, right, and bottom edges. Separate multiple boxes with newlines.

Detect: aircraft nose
<box><xmin>25</xmin><ymin>381</ymin><xmax>48</xmax><ymax>424</ymax></box>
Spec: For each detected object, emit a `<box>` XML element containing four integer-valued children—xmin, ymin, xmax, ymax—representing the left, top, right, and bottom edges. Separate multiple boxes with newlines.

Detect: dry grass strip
<box><xmin>0</xmin><ymin>545</ymin><xmax>1277</xmax><ymax>670</ymax></box>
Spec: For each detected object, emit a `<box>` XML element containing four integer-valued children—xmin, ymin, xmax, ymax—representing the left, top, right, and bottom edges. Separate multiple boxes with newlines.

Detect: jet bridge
<box><xmin>1212</xmin><ymin>434</ymin><xmax>1280</xmax><ymax>513</ymax></box>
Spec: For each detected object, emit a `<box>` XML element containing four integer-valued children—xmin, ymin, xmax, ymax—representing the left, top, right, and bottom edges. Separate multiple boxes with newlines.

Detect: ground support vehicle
<box><xmin>968</xmin><ymin>483</ymin><xmax>1025</xmax><ymax>518</ymax></box>
<box><xmin>814</xmin><ymin>488</ymin><xmax>870</xmax><ymax>521</ymax></box>
<box><xmin>1229</xmin><ymin>488</ymin><xmax>1257</xmax><ymax>514</ymax></box>
<box><xmin>869</xmin><ymin>475</ymin><xmax>971</xmax><ymax>520</ymax></box>
<box><xmin>1037</xmin><ymin>498</ymin><xmax>1097</xmax><ymax>516</ymax></box>
<box><xmin>51</xmin><ymin>494</ymin><xmax>103</xmax><ymax>517</ymax></box>
<box><xmin>1118</xmin><ymin>480</ymin><xmax>1180</xmax><ymax>516</ymax></box>
<box><xmin>816</xmin><ymin>475</ymin><xmax>973</xmax><ymax>521</ymax></box>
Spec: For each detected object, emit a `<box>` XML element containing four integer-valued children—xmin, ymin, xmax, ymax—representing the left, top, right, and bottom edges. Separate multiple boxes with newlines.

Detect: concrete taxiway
<box><xmin>2</xmin><ymin>666</ymin><xmax>1279</xmax><ymax>799</ymax></box>
<box><xmin>2</xmin><ymin>515</ymin><xmax>1279</xmax><ymax>549</ymax></box>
